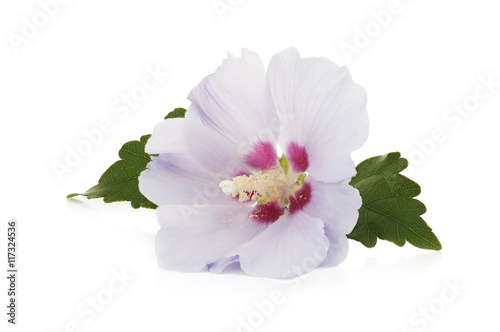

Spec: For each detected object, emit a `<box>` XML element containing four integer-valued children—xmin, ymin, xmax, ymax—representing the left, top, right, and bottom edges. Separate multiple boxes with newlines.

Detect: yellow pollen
<box><xmin>219</xmin><ymin>168</ymin><xmax>286</xmax><ymax>202</ymax></box>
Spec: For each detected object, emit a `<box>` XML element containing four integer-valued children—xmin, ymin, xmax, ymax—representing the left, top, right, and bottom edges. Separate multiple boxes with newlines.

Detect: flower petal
<box><xmin>233</xmin><ymin>210</ymin><xmax>329</xmax><ymax>278</ymax></box>
<box><xmin>249</xmin><ymin>201</ymin><xmax>285</xmax><ymax>224</ymax></box>
<box><xmin>139</xmin><ymin>114</ymin><xmax>250</xmax><ymax>206</ymax></box>
<box><xmin>319</xmin><ymin>230</ymin><xmax>349</xmax><ymax>268</ymax></box>
<box><xmin>207</xmin><ymin>255</ymin><xmax>240</xmax><ymax>273</ymax></box>
<box><xmin>139</xmin><ymin>154</ymin><xmax>231</xmax><ymax>206</ymax></box>
<box><xmin>188</xmin><ymin>49</ymin><xmax>279</xmax><ymax>154</ymax></box>
<box><xmin>244</xmin><ymin>140</ymin><xmax>278</xmax><ymax>170</ymax></box>
<box><xmin>267</xmin><ymin>48</ymin><xmax>369</xmax><ymax>182</ymax></box>
<box><xmin>155</xmin><ymin>205</ymin><xmax>267</xmax><ymax>272</ymax></box>
<box><xmin>145</xmin><ymin>110</ymin><xmax>245</xmax><ymax>170</ymax></box>
<box><xmin>304</xmin><ymin>177</ymin><xmax>361</xmax><ymax>235</ymax></box>
<box><xmin>302</xmin><ymin>177</ymin><xmax>361</xmax><ymax>266</ymax></box>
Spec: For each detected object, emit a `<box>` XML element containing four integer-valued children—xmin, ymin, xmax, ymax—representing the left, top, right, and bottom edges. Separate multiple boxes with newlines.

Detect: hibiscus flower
<box><xmin>138</xmin><ymin>48</ymin><xmax>369</xmax><ymax>278</ymax></box>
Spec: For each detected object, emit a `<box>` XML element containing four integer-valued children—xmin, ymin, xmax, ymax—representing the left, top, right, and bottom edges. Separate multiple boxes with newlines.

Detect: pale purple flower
<box><xmin>139</xmin><ymin>48</ymin><xmax>369</xmax><ymax>278</ymax></box>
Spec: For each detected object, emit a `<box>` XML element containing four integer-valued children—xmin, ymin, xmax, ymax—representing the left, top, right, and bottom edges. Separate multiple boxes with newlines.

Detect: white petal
<box><xmin>155</xmin><ymin>204</ymin><xmax>267</xmax><ymax>272</ymax></box>
<box><xmin>139</xmin><ymin>154</ymin><xmax>233</xmax><ymax>206</ymax></box>
<box><xmin>144</xmin><ymin>109</ymin><xmax>201</xmax><ymax>154</ymax></box>
<box><xmin>145</xmin><ymin>109</ymin><xmax>246</xmax><ymax>172</ymax></box>
<box><xmin>234</xmin><ymin>210</ymin><xmax>329</xmax><ymax>278</ymax></box>
<box><xmin>304</xmin><ymin>178</ymin><xmax>361</xmax><ymax>235</ymax></box>
<box><xmin>188</xmin><ymin>49</ymin><xmax>279</xmax><ymax>152</ymax></box>
<box><xmin>139</xmin><ymin>114</ymin><xmax>251</xmax><ymax>206</ymax></box>
<box><xmin>207</xmin><ymin>255</ymin><xmax>239</xmax><ymax>273</ymax></box>
<box><xmin>302</xmin><ymin>178</ymin><xmax>360</xmax><ymax>267</ymax></box>
<box><xmin>267</xmin><ymin>48</ymin><xmax>369</xmax><ymax>182</ymax></box>
<box><xmin>319</xmin><ymin>231</ymin><xmax>349</xmax><ymax>268</ymax></box>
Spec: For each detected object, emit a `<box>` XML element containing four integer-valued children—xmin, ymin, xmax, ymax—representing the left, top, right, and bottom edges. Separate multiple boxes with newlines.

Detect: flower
<box><xmin>138</xmin><ymin>48</ymin><xmax>369</xmax><ymax>278</ymax></box>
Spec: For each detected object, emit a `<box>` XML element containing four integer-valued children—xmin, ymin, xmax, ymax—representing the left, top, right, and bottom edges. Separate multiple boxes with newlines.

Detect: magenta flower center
<box><xmin>219</xmin><ymin>148</ymin><xmax>311</xmax><ymax>224</ymax></box>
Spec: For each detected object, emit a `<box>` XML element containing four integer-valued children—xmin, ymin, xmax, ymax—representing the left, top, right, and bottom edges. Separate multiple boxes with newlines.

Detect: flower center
<box><xmin>219</xmin><ymin>143</ymin><xmax>312</xmax><ymax>224</ymax></box>
<box><xmin>219</xmin><ymin>167</ymin><xmax>287</xmax><ymax>203</ymax></box>
<box><xmin>219</xmin><ymin>159</ymin><xmax>307</xmax><ymax>209</ymax></box>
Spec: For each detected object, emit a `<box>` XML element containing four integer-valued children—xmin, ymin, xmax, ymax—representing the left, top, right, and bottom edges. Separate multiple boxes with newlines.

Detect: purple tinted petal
<box><xmin>303</xmin><ymin>177</ymin><xmax>361</xmax><ymax>234</ymax></box>
<box><xmin>249</xmin><ymin>201</ymin><xmax>285</xmax><ymax>224</ymax></box>
<box><xmin>286</xmin><ymin>142</ymin><xmax>309</xmax><ymax>172</ymax></box>
<box><xmin>320</xmin><ymin>231</ymin><xmax>349</xmax><ymax>268</ymax></box>
<box><xmin>302</xmin><ymin>177</ymin><xmax>360</xmax><ymax>267</ymax></box>
<box><xmin>267</xmin><ymin>48</ymin><xmax>369</xmax><ymax>183</ymax></box>
<box><xmin>188</xmin><ymin>49</ymin><xmax>278</xmax><ymax>150</ymax></box>
<box><xmin>244</xmin><ymin>141</ymin><xmax>278</xmax><ymax>170</ymax></box>
<box><xmin>145</xmin><ymin>112</ymin><xmax>248</xmax><ymax>174</ymax></box>
<box><xmin>207</xmin><ymin>255</ymin><xmax>240</xmax><ymax>273</ymax></box>
<box><xmin>155</xmin><ymin>205</ymin><xmax>267</xmax><ymax>272</ymax></box>
<box><xmin>139</xmin><ymin>153</ymin><xmax>241</xmax><ymax>207</ymax></box>
<box><xmin>288</xmin><ymin>181</ymin><xmax>312</xmax><ymax>214</ymax></box>
<box><xmin>139</xmin><ymin>114</ymin><xmax>251</xmax><ymax>206</ymax></box>
<box><xmin>233</xmin><ymin>210</ymin><xmax>329</xmax><ymax>278</ymax></box>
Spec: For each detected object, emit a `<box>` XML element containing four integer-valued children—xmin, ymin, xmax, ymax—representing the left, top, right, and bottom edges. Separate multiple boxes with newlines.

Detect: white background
<box><xmin>1</xmin><ymin>0</ymin><xmax>499</xmax><ymax>331</ymax></box>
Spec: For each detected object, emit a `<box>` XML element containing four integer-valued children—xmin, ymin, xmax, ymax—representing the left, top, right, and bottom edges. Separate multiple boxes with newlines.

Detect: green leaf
<box><xmin>68</xmin><ymin>107</ymin><xmax>188</xmax><ymax>209</ymax></box>
<box><xmin>164</xmin><ymin>107</ymin><xmax>187</xmax><ymax>119</ymax></box>
<box><xmin>347</xmin><ymin>152</ymin><xmax>441</xmax><ymax>250</ymax></box>
<box><xmin>67</xmin><ymin>135</ymin><xmax>157</xmax><ymax>209</ymax></box>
